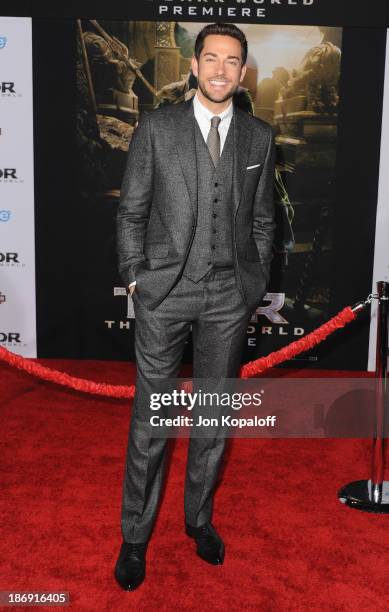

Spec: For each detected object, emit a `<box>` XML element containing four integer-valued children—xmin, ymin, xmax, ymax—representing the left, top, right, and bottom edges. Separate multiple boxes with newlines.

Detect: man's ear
<box><xmin>239</xmin><ymin>63</ymin><xmax>247</xmax><ymax>83</ymax></box>
<box><xmin>191</xmin><ymin>55</ymin><xmax>199</xmax><ymax>78</ymax></box>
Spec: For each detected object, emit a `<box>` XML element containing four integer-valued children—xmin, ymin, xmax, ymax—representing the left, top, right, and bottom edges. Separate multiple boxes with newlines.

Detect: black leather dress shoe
<box><xmin>185</xmin><ymin>522</ymin><xmax>225</xmax><ymax>565</ymax></box>
<box><xmin>114</xmin><ymin>541</ymin><xmax>147</xmax><ymax>591</ymax></box>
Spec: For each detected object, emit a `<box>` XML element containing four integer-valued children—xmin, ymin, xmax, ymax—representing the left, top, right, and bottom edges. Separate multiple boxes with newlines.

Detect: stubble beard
<box><xmin>197</xmin><ymin>78</ymin><xmax>239</xmax><ymax>105</ymax></box>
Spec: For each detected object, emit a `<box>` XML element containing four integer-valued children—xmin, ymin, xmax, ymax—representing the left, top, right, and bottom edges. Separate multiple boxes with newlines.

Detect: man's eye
<box><xmin>206</xmin><ymin>58</ymin><xmax>215</xmax><ymax>61</ymax></box>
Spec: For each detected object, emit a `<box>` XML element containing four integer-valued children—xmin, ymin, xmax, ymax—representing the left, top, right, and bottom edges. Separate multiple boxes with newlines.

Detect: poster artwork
<box><xmin>76</xmin><ymin>20</ymin><xmax>342</xmax><ymax>364</ymax></box>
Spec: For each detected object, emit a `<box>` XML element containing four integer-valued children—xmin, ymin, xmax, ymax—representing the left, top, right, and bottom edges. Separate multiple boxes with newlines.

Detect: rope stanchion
<box><xmin>0</xmin><ymin>301</ymin><xmax>366</xmax><ymax>399</ymax></box>
<box><xmin>338</xmin><ymin>282</ymin><xmax>389</xmax><ymax>513</ymax></box>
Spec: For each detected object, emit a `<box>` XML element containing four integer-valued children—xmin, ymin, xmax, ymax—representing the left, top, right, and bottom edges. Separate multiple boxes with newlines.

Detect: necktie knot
<box><xmin>211</xmin><ymin>115</ymin><xmax>221</xmax><ymax>129</ymax></box>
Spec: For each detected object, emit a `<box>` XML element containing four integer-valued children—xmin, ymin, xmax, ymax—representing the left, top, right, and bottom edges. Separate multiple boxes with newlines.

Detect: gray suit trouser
<box><xmin>121</xmin><ymin>266</ymin><xmax>253</xmax><ymax>543</ymax></box>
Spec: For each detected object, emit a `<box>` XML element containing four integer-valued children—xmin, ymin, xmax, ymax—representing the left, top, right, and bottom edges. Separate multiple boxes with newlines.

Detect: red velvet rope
<box><xmin>240</xmin><ymin>306</ymin><xmax>356</xmax><ymax>377</ymax></box>
<box><xmin>0</xmin><ymin>306</ymin><xmax>356</xmax><ymax>399</ymax></box>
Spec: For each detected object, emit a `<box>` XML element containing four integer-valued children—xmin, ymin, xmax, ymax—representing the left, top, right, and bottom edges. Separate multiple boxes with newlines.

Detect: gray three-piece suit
<box><xmin>116</xmin><ymin>96</ymin><xmax>275</xmax><ymax>543</ymax></box>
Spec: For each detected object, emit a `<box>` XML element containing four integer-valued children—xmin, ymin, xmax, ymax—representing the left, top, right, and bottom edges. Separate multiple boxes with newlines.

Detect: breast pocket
<box><xmin>244</xmin><ymin>163</ymin><xmax>263</xmax><ymax>189</ymax></box>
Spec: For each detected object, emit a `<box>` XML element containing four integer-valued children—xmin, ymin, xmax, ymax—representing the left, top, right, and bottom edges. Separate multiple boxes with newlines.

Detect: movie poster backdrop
<box><xmin>2</xmin><ymin>0</ymin><xmax>385</xmax><ymax>370</ymax></box>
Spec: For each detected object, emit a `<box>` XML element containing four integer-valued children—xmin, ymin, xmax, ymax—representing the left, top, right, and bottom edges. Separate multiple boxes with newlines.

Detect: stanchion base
<box><xmin>338</xmin><ymin>480</ymin><xmax>389</xmax><ymax>513</ymax></box>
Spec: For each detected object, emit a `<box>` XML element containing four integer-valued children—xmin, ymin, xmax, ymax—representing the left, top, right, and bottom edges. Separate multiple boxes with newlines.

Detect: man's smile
<box><xmin>209</xmin><ymin>79</ymin><xmax>229</xmax><ymax>88</ymax></box>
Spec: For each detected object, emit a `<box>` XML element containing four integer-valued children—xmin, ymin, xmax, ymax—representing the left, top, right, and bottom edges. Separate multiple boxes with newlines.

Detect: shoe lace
<box><xmin>196</xmin><ymin>524</ymin><xmax>220</xmax><ymax>551</ymax></box>
<box><xmin>198</xmin><ymin>524</ymin><xmax>212</xmax><ymax>536</ymax></box>
<box><xmin>127</xmin><ymin>543</ymin><xmax>146</xmax><ymax>553</ymax></box>
<box><xmin>123</xmin><ymin>542</ymin><xmax>146</xmax><ymax>565</ymax></box>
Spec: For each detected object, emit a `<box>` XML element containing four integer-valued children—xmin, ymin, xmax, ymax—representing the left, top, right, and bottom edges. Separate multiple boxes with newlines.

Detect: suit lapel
<box><xmin>232</xmin><ymin>106</ymin><xmax>252</xmax><ymax>215</ymax></box>
<box><xmin>171</xmin><ymin>97</ymin><xmax>253</xmax><ymax>218</ymax></box>
<box><xmin>171</xmin><ymin>98</ymin><xmax>197</xmax><ymax>218</ymax></box>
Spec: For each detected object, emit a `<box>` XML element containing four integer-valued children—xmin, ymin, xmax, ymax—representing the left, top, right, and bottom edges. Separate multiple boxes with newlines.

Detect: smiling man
<box><xmin>115</xmin><ymin>22</ymin><xmax>275</xmax><ymax>591</ymax></box>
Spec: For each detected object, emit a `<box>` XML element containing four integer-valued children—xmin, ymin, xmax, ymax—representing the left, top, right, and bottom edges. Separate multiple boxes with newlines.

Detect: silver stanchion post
<box><xmin>338</xmin><ymin>280</ymin><xmax>389</xmax><ymax>512</ymax></box>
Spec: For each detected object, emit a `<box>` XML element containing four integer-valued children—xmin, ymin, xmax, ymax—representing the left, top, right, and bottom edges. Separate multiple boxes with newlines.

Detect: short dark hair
<box><xmin>194</xmin><ymin>22</ymin><xmax>248</xmax><ymax>66</ymax></box>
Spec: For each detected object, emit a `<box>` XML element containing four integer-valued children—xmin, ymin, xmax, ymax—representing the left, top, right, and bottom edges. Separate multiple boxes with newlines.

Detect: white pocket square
<box><xmin>246</xmin><ymin>163</ymin><xmax>261</xmax><ymax>170</ymax></box>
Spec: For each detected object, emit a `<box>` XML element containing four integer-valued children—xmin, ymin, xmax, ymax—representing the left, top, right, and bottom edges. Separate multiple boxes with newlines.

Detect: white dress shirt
<box><xmin>192</xmin><ymin>91</ymin><xmax>233</xmax><ymax>154</ymax></box>
<box><xmin>129</xmin><ymin>94</ymin><xmax>234</xmax><ymax>289</ymax></box>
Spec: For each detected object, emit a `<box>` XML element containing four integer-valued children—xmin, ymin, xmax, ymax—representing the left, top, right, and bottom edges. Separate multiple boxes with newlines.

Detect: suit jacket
<box><xmin>116</xmin><ymin>97</ymin><xmax>276</xmax><ymax>311</ymax></box>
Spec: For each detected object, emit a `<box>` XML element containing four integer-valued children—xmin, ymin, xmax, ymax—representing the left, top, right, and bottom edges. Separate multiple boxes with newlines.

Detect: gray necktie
<box><xmin>206</xmin><ymin>115</ymin><xmax>221</xmax><ymax>167</ymax></box>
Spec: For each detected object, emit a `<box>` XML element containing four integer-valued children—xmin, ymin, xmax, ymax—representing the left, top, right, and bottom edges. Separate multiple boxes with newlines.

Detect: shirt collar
<box><xmin>193</xmin><ymin>91</ymin><xmax>233</xmax><ymax>123</ymax></box>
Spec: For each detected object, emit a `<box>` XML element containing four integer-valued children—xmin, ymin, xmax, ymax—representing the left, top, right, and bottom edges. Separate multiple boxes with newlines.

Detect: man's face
<box><xmin>191</xmin><ymin>34</ymin><xmax>247</xmax><ymax>105</ymax></box>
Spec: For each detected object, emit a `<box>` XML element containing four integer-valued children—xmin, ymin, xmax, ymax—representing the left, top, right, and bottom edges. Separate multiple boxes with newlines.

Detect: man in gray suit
<box><xmin>115</xmin><ymin>22</ymin><xmax>275</xmax><ymax>591</ymax></box>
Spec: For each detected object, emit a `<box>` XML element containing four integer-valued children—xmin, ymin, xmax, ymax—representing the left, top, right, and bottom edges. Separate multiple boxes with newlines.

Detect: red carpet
<box><xmin>0</xmin><ymin>360</ymin><xmax>387</xmax><ymax>611</ymax></box>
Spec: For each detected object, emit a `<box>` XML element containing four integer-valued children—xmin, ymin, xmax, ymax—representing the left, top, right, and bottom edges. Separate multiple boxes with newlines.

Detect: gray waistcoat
<box><xmin>182</xmin><ymin>114</ymin><xmax>235</xmax><ymax>283</ymax></box>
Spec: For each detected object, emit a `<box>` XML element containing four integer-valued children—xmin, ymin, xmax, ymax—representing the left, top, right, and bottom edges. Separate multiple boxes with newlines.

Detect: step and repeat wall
<box><xmin>0</xmin><ymin>1</ymin><xmax>388</xmax><ymax>369</ymax></box>
<box><xmin>0</xmin><ymin>17</ymin><xmax>36</xmax><ymax>356</ymax></box>
<box><xmin>368</xmin><ymin>38</ymin><xmax>389</xmax><ymax>371</ymax></box>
